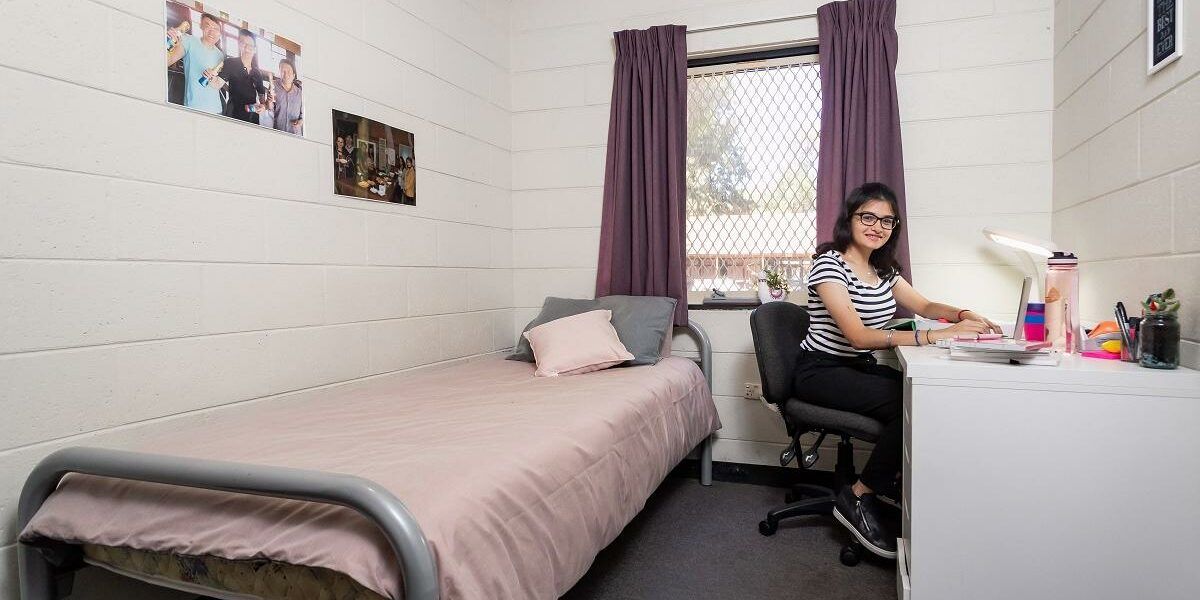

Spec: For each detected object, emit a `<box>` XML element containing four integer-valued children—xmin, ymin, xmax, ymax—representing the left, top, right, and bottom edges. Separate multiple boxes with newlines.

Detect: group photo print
<box><xmin>164</xmin><ymin>0</ymin><xmax>304</xmax><ymax>136</ymax></box>
<box><xmin>332</xmin><ymin>110</ymin><xmax>417</xmax><ymax>205</ymax></box>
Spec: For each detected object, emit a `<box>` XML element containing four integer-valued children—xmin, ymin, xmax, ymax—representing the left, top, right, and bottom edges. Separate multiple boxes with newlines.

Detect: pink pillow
<box><xmin>523</xmin><ymin>310</ymin><xmax>634</xmax><ymax>377</ymax></box>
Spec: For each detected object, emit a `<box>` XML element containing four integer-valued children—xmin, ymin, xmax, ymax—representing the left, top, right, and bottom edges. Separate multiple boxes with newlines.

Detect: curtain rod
<box><xmin>685</xmin><ymin>12</ymin><xmax>818</xmax><ymax>35</ymax></box>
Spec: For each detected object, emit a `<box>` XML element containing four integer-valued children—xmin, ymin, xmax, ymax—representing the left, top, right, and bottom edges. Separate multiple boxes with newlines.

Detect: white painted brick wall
<box><xmin>1053</xmin><ymin>0</ymin><xmax>1200</xmax><ymax>367</ymax></box>
<box><xmin>508</xmin><ymin>0</ymin><xmax>1053</xmax><ymax>466</ymax></box>
<box><xmin>21</xmin><ymin>0</ymin><xmax>1189</xmax><ymax>591</ymax></box>
<box><xmin>513</xmin><ymin>188</ymin><xmax>605</xmax><ymax>229</ymax></box>
<box><xmin>0</xmin><ymin>1</ymin><xmax>514</xmax><ymax>590</ymax></box>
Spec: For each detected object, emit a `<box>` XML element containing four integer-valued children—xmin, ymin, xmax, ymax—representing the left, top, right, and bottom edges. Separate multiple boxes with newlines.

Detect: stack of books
<box><xmin>945</xmin><ymin>339</ymin><xmax>1060</xmax><ymax>366</ymax></box>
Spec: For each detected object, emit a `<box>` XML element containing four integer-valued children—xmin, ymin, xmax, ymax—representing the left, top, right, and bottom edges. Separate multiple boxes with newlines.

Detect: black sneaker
<box><xmin>833</xmin><ymin>485</ymin><xmax>897</xmax><ymax>559</ymax></box>
<box><xmin>879</xmin><ymin>475</ymin><xmax>903</xmax><ymax>507</ymax></box>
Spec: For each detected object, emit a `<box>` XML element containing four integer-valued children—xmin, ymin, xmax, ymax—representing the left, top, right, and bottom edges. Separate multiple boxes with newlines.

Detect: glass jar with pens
<box><xmin>1119</xmin><ymin>316</ymin><xmax>1140</xmax><ymax>362</ymax></box>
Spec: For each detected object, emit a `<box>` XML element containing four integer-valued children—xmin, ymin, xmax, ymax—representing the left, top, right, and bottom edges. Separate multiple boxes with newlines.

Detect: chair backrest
<box><xmin>749</xmin><ymin>302</ymin><xmax>810</xmax><ymax>406</ymax></box>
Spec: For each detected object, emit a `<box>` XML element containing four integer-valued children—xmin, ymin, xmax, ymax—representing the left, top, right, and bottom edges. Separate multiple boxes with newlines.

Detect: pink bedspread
<box><xmin>21</xmin><ymin>355</ymin><xmax>719</xmax><ymax>599</ymax></box>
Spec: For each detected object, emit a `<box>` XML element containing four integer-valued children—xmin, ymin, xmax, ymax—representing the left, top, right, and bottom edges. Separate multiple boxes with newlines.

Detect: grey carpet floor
<box><xmin>562</xmin><ymin>477</ymin><xmax>897</xmax><ymax>600</ymax></box>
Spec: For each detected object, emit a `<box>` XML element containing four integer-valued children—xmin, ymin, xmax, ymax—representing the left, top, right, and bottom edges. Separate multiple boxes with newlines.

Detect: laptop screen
<box><xmin>1012</xmin><ymin>276</ymin><xmax>1032</xmax><ymax>341</ymax></box>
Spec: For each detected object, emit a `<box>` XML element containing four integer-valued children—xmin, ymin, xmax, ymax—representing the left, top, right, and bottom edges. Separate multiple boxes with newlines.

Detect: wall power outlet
<box><xmin>743</xmin><ymin>382</ymin><xmax>763</xmax><ymax>400</ymax></box>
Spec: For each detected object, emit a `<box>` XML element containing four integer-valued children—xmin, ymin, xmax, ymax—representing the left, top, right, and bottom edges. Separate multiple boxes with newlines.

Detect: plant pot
<box><xmin>758</xmin><ymin>280</ymin><xmax>787</xmax><ymax>303</ymax></box>
<box><xmin>1138</xmin><ymin>312</ymin><xmax>1180</xmax><ymax>369</ymax></box>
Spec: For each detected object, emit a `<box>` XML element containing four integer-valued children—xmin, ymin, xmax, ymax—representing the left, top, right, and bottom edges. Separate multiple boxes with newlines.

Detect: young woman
<box><xmin>335</xmin><ymin>136</ymin><xmax>346</xmax><ymax>172</ymax></box>
<box><xmin>402</xmin><ymin>157</ymin><xmax>416</xmax><ymax>204</ymax></box>
<box><xmin>798</xmin><ymin>182</ymin><xmax>1000</xmax><ymax>558</ymax></box>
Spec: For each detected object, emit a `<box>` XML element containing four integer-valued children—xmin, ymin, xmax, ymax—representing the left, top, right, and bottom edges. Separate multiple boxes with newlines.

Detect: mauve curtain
<box><xmin>816</xmin><ymin>0</ymin><xmax>911</xmax><ymax>281</ymax></box>
<box><xmin>595</xmin><ymin>25</ymin><xmax>690</xmax><ymax>326</ymax></box>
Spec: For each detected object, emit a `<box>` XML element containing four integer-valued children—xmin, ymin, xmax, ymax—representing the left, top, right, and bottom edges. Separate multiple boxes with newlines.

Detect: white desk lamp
<box><xmin>982</xmin><ymin>227</ymin><xmax>1057</xmax><ymax>301</ymax></box>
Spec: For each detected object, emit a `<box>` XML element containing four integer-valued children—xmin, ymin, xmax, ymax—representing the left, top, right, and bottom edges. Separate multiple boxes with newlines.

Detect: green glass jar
<box><xmin>1138</xmin><ymin>312</ymin><xmax>1180</xmax><ymax>369</ymax></box>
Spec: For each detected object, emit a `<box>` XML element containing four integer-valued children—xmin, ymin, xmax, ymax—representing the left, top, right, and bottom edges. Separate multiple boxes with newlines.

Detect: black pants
<box><xmin>792</xmin><ymin>350</ymin><xmax>902</xmax><ymax>494</ymax></box>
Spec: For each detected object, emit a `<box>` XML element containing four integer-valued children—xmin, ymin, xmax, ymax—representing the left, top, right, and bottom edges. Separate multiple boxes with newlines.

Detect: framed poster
<box><xmin>1148</xmin><ymin>0</ymin><xmax>1183</xmax><ymax>75</ymax></box>
<box><xmin>164</xmin><ymin>1</ymin><xmax>304</xmax><ymax>135</ymax></box>
<box><xmin>332</xmin><ymin>110</ymin><xmax>417</xmax><ymax>205</ymax></box>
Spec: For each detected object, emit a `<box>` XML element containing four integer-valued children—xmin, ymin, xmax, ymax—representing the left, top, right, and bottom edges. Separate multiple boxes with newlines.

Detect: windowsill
<box><xmin>688</xmin><ymin>298</ymin><xmax>804</xmax><ymax>311</ymax></box>
<box><xmin>687</xmin><ymin>303</ymin><xmax>759</xmax><ymax>310</ymax></box>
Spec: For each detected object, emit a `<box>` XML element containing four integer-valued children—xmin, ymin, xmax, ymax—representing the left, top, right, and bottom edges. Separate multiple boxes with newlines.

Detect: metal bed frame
<box><xmin>18</xmin><ymin>320</ymin><xmax>715</xmax><ymax>600</ymax></box>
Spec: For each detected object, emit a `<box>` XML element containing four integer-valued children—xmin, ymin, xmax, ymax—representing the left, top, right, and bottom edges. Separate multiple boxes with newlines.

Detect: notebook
<box><xmin>946</xmin><ymin>345</ymin><xmax>1061</xmax><ymax>366</ymax></box>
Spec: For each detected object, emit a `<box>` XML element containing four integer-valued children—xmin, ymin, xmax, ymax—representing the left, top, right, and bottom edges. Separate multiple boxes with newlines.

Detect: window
<box><xmin>685</xmin><ymin>48</ymin><xmax>821</xmax><ymax>300</ymax></box>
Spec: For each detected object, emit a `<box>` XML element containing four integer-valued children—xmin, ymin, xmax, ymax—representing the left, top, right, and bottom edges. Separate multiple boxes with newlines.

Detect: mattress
<box><xmin>82</xmin><ymin>544</ymin><xmax>385</xmax><ymax>600</ymax></box>
<box><xmin>22</xmin><ymin>355</ymin><xmax>720</xmax><ymax>600</ymax></box>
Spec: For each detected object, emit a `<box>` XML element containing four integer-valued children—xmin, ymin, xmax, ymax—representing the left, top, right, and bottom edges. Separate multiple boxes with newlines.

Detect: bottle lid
<box><xmin>1047</xmin><ymin>251</ymin><xmax>1077</xmax><ymax>266</ymax></box>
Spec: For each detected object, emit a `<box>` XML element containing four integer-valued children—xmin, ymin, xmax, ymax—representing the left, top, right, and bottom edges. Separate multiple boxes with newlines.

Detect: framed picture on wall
<box><xmin>332</xmin><ymin>110</ymin><xmax>417</xmax><ymax>205</ymax></box>
<box><xmin>1148</xmin><ymin>0</ymin><xmax>1183</xmax><ymax>75</ymax></box>
<box><xmin>164</xmin><ymin>1</ymin><xmax>305</xmax><ymax>135</ymax></box>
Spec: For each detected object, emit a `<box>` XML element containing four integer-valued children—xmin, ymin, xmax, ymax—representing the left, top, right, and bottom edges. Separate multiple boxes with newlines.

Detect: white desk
<box><xmin>895</xmin><ymin>346</ymin><xmax>1200</xmax><ymax>600</ymax></box>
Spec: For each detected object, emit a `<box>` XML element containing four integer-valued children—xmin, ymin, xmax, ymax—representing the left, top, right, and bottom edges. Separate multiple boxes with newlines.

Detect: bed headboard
<box><xmin>675</xmin><ymin>320</ymin><xmax>712</xmax><ymax>391</ymax></box>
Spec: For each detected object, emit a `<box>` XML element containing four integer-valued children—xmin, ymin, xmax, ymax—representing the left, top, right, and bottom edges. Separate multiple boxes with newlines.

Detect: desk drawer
<box><xmin>896</xmin><ymin>537</ymin><xmax>911</xmax><ymax>600</ymax></box>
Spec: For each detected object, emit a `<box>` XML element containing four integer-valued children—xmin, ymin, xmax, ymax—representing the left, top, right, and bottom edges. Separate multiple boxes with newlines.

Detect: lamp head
<box><xmin>982</xmin><ymin>227</ymin><xmax>1057</xmax><ymax>258</ymax></box>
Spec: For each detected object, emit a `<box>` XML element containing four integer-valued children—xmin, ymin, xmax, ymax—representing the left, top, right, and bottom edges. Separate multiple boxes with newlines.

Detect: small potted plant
<box><xmin>758</xmin><ymin>268</ymin><xmax>790</xmax><ymax>304</ymax></box>
<box><xmin>1138</xmin><ymin>288</ymin><xmax>1181</xmax><ymax>369</ymax></box>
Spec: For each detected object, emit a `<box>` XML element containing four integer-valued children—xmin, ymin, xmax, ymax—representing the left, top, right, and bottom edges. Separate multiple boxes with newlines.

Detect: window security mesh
<box><xmin>685</xmin><ymin>56</ymin><xmax>821</xmax><ymax>293</ymax></box>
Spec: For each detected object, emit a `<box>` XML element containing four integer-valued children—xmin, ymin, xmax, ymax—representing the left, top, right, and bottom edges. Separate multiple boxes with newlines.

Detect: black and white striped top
<box><xmin>800</xmin><ymin>250</ymin><xmax>898</xmax><ymax>357</ymax></box>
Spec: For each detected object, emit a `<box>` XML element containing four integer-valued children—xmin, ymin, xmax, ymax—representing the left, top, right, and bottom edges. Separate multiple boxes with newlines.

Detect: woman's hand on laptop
<box><xmin>931</xmin><ymin>319</ymin><xmax>992</xmax><ymax>342</ymax></box>
<box><xmin>958</xmin><ymin>310</ymin><xmax>1002</xmax><ymax>335</ymax></box>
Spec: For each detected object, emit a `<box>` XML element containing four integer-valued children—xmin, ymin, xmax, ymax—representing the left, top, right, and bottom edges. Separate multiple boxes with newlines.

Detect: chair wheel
<box><xmin>759</xmin><ymin>519</ymin><xmax>778</xmax><ymax>536</ymax></box>
<box><xmin>840</xmin><ymin>544</ymin><xmax>861</xmax><ymax>566</ymax></box>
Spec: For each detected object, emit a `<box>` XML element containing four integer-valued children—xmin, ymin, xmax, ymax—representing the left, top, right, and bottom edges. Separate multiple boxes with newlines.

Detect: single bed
<box><xmin>18</xmin><ymin>322</ymin><xmax>719</xmax><ymax>600</ymax></box>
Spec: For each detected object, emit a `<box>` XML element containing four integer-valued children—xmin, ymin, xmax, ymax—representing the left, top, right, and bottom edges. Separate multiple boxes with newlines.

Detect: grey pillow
<box><xmin>595</xmin><ymin>295</ymin><xmax>677</xmax><ymax>365</ymax></box>
<box><xmin>509</xmin><ymin>295</ymin><xmax>677</xmax><ymax>366</ymax></box>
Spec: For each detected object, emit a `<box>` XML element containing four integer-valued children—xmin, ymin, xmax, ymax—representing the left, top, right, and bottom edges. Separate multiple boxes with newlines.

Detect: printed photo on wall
<box><xmin>332</xmin><ymin>110</ymin><xmax>417</xmax><ymax>205</ymax></box>
<box><xmin>164</xmin><ymin>1</ymin><xmax>304</xmax><ymax>136</ymax></box>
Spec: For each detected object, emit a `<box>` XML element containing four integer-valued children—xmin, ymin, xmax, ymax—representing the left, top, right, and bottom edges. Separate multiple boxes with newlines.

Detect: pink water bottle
<box><xmin>1044</xmin><ymin>252</ymin><xmax>1080</xmax><ymax>353</ymax></box>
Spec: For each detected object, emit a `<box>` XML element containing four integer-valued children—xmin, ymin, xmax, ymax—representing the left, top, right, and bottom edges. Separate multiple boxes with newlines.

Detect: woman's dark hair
<box><xmin>814</xmin><ymin>182</ymin><xmax>904</xmax><ymax>281</ymax></box>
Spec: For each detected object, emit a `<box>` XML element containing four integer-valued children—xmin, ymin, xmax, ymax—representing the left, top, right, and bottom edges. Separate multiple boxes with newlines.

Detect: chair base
<box><xmin>757</xmin><ymin>437</ymin><xmax>874</xmax><ymax>566</ymax></box>
<box><xmin>783</xmin><ymin>482</ymin><xmax>833</xmax><ymax>504</ymax></box>
<box><xmin>758</xmin><ymin>493</ymin><xmax>833</xmax><ymax>536</ymax></box>
<box><xmin>756</xmin><ymin>491</ymin><xmax>868</xmax><ymax>567</ymax></box>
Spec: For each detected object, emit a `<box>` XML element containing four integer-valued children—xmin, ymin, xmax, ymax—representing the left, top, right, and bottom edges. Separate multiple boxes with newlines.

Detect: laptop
<box><xmin>934</xmin><ymin>276</ymin><xmax>1038</xmax><ymax>349</ymax></box>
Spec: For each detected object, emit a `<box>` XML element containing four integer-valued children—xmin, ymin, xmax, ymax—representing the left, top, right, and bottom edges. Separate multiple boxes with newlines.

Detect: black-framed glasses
<box><xmin>854</xmin><ymin>211</ymin><xmax>899</xmax><ymax>230</ymax></box>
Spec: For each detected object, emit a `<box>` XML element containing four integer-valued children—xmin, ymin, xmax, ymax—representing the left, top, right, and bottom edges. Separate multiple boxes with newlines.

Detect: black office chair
<box><xmin>749</xmin><ymin>301</ymin><xmax>884</xmax><ymax>566</ymax></box>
